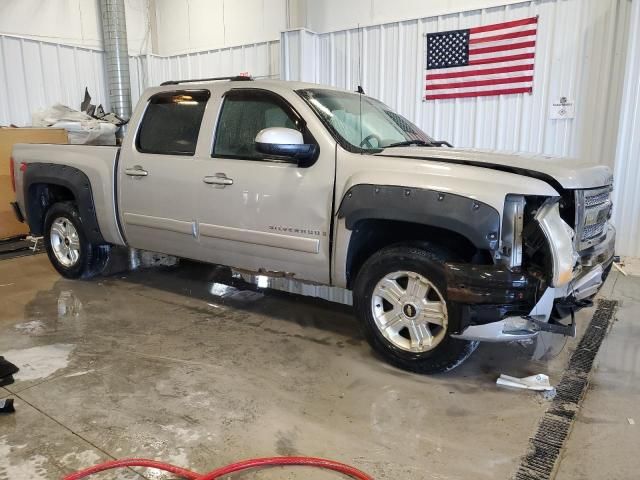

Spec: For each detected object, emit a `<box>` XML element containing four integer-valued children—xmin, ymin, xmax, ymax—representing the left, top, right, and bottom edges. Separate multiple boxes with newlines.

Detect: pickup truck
<box><xmin>10</xmin><ymin>77</ymin><xmax>616</xmax><ymax>374</ymax></box>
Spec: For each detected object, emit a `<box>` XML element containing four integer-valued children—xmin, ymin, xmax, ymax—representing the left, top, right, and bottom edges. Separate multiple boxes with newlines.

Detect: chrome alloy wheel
<box><xmin>50</xmin><ymin>217</ymin><xmax>81</xmax><ymax>267</ymax></box>
<box><xmin>371</xmin><ymin>271</ymin><xmax>448</xmax><ymax>352</ymax></box>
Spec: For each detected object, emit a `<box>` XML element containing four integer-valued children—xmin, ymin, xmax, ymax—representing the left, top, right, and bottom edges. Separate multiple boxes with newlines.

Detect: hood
<box><xmin>375</xmin><ymin>147</ymin><xmax>613</xmax><ymax>190</ymax></box>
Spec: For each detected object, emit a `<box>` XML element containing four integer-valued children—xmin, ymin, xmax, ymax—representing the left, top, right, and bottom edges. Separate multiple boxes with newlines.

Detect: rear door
<box><xmin>194</xmin><ymin>88</ymin><xmax>335</xmax><ymax>284</ymax></box>
<box><xmin>118</xmin><ymin>89</ymin><xmax>210</xmax><ymax>258</ymax></box>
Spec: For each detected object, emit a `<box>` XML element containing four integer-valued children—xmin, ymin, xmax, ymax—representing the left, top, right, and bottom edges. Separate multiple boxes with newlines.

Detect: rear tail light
<box><xmin>9</xmin><ymin>156</ymin><xmax>15</xmax><ymax>192</ymax></box>
<box><xmin>9</xmin><ymin>158</ymin><xmax>26</xmax><ymax>193</ymax></box>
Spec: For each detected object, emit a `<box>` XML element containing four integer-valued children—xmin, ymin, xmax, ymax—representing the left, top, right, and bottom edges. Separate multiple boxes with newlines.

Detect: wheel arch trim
<box><xmin>337</xmin><ymin>184</ymin><xmax>501</xmax><ymax>251</ymax></box>
<box><xmin>23</xmin><ymin>163</ymin><xmax>106</xmax><ymax>244</ymax></box>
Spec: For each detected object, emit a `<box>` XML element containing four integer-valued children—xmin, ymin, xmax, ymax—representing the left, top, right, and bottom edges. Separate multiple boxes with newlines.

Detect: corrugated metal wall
<box><xmin>130</xmin><ymin>40</ymin><xmax>280</xmax><ymax>104</ymax></box>
<box><xmin>0</xmin><ymin>34</ymin><xmax>280</xmax><ymax>126</ymax></box>
<box><xmin>0</xmin><ymin>34</ymin><xmax>109</xmax><ymax>126</ymax></box>
<box><xmin>612</xmin><ymin>0</ymin><xmax>640</xmax><ymax>257</ymax></box>
<box><xmin>282</xmin><ymin>0</ymin><xmax>631</xmax><ymax>167</ymax></box>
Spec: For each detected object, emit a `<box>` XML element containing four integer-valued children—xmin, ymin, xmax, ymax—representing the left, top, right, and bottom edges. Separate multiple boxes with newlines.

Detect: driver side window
<box><xmin>213</xmin><ymin>90</ymin><xmax>302</xmax><ymax>160</ymax></box>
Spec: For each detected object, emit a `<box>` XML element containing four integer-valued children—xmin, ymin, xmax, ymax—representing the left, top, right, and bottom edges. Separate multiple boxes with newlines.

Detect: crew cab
<box><xmin>10</xmin><ymin>77</ymin><xmax>616</xmax><ymax>373</ymax></box>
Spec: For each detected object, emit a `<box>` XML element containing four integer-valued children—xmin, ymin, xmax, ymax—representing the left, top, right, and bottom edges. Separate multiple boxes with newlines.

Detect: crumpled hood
<box><xmin>376</xmin><ymin>147</ymin><xmax>613</xmax><ymax>190</ymax></box>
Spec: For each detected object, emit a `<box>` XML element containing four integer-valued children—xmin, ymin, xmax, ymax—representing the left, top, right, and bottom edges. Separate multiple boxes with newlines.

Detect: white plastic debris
<box><xmin>613</xmin><ymin>262</ymin><xmax>628</xmax><ymax>276</ymax></box>
<box><xmin>52</xmin><ymin>120</ymin><xmax>116</xmax><ymax>145</ymax></box>
<box><xmin>628</xmin><ymin>418</ymin><xmax>635</xmax><ymax>425</ymax></box>
<box><xmin>32</xmin><ymin>104</ymin><xmax>117</xmax><ymax>145</ymax></box>
<box><xmin>496</xmin><ymin>373</ymin><xmax>555</xmax><ymax>391</ymax></box>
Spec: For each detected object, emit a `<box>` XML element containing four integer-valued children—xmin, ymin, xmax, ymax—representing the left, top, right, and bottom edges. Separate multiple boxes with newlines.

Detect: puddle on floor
<box><xmin>3</xmin><ymin>344</ymin><xmax>75</xmax><ymax>381</ymax></box>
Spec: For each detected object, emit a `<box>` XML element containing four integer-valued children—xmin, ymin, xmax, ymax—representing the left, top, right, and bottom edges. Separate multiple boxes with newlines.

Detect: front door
<box><xmin>118</xmin><ymin>89</ymin><xmax>210</xmax><ymax>259</ymax></box>
<box><xmin>195</xmin><ymin>88</ymin><xmax>335</xmax><ymax>284</ymax></box>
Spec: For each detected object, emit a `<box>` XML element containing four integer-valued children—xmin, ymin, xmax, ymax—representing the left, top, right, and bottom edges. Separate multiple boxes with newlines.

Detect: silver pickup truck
<box><xmin>10</xmin><ymin>77</ymin><xmax>615</xmax><ymax>373</ymax></box>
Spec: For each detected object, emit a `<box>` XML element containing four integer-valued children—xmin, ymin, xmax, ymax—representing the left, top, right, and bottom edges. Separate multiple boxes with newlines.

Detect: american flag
<box><xmin>425</xmin><ymin>17</ymin><xmax>538</xmax><ymax>100</ymax></box>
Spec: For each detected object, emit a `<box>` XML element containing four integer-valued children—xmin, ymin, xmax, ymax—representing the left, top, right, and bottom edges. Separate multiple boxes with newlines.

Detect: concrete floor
<box><xmin>0</xmin><ymin>255</ymin><xmax>638</xmax><ymax>480</ymax></box>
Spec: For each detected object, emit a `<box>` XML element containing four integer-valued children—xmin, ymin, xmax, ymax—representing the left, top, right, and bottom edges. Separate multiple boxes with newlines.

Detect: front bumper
<box><xmin>449</xmin><ymin>226</ymin><xmax>615</xmax><ymax>342</ymax></box>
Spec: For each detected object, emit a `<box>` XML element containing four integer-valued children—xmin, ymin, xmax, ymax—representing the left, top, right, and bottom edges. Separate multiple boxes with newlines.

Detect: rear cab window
<box><xmin>136</xmin><ymin>90</ymin><xmax>210</xmax><ymax>155</ymax></box>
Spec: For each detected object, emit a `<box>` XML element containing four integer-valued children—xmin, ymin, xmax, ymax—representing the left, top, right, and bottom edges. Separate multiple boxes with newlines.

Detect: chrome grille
<box><xmin>575</xmin><ymin>187</ymin><xmax>612</xmax><ymax>250</ymax></box>
<box><xmin>583</xmin><ymin>191</ymin><xmax>609</xmax><ymax>208</ymax></box>
<box><xmin>582</xmin><ymin>222</ymin><xmax>606</xmax><ymax>240</ymax></box>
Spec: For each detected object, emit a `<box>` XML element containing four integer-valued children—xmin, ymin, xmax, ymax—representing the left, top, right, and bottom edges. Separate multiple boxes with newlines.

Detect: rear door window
<box><xmin>136</xmin><ymin>90</ymin><xmax>210</xmax><ymax>155</ymax></box>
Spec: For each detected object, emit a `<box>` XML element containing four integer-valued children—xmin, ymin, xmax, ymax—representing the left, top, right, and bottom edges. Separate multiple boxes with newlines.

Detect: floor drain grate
<box><xmin>513</xmin><ymin>299</ymin><xmax>617</xmax><ymax>480</ymax></box>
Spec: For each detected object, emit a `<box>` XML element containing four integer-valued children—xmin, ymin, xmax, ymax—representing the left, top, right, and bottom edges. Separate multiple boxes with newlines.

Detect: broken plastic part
<box><xmin>496</xmin><ymin>373</ymin><xmax>555</xmax><ymax>391</ymax></box>
<box><xmin>535</xmin><ymin>200</ymin><xmax>576</xmax><ymax>287</ymax></box>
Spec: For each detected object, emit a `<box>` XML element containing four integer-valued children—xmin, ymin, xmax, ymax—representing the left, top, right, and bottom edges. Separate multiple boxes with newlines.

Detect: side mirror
<box><xmin>255</xmin><ymin>127</ymin><xmax>317</xmax><ymax>167</ymax></box>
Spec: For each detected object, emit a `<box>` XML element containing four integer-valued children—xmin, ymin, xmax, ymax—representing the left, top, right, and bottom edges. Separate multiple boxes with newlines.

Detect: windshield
<box><xmin>297</xmin><ymin>88</ymin><xmax>433</xmax><ymax>152</ymax></box>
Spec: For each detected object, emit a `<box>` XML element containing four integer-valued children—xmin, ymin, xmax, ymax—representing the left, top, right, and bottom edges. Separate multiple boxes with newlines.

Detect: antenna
<box><xmin>357</xmin><ymin>24</ymin><xmax>364</xmax><ymax>152</ymax></box>
<box><xmin>357</xmin><ymin>24</ymin><xmax>363</xmax><ymax>92</ymax></box>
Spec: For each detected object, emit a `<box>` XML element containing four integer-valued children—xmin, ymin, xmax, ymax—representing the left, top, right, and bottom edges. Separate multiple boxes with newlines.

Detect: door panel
<box><xmin>195</xmin><ymin>88</ymin><xmax>334</xmax><ymax>284</ymax></box>
<box><xmin>118</xmin><ymin>90</ymin><xmax>209</xmax><ymax>258</ymax></box>
<box><xmin>196</xmin><ymin>159</ymin><xmax>334</xmax><ymax>283</ymax></box>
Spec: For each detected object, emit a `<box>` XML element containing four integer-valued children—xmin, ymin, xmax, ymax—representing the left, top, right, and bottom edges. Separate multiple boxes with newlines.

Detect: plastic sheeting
<box><xmin>32</xmin><ymin>104</ymin><xmax>117</xmax><ymax>145</ymax></box>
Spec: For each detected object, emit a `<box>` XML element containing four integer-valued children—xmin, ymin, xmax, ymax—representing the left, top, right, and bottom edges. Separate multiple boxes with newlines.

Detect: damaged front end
<box><xmin>449</xmin><ymin>192</ymin><xmax>615</xmax><ymax>342</ymax></box>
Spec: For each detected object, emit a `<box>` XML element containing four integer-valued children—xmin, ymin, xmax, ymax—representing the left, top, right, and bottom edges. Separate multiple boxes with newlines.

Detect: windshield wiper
<box><xmin>431</xmin><ymin>140</ymin><xmax>453</xmax><ymax>147</ymax></box>
<box><xmin>385</xmin><ymin>140</ymin><xmax>434</xmax><ymax>148</ymax></box>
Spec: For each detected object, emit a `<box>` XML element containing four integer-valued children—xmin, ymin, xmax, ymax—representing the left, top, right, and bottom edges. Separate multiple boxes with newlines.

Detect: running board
<box><xmin>232</xmin><ymin>269</ymin><xmax>354</xmax><ymax>305</ymax></box>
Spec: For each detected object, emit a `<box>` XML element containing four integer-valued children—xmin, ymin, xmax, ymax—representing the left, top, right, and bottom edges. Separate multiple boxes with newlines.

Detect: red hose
<box><xmin>63</xmin><ymin>456</ymin><xmax>374</xmax><ymax>480</ymax></box>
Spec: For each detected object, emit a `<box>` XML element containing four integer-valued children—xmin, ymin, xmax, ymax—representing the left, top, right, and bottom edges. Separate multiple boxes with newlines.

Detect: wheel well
<box><xmin>345</xmin><ymin>218</ymin><xmax>493</xmax><ymax>288</ymax></box>
<box><xmin>27</xmin><ymin>183</ymin><xmax>76</xmax><ymax>235</ymax></box>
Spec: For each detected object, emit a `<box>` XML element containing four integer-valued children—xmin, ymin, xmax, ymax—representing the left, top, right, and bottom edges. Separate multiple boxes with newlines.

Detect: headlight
<box><xmin>535</xmin><ymin>199</ymin><xmax>577</xmax><ymax>287</ymax></box>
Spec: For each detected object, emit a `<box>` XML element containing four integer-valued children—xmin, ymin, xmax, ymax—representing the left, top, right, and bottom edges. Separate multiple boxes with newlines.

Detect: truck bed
<box><xmin>12</xmin><ymin>143</ymin><xmax>125</xmax><ymax>246</ymax></box>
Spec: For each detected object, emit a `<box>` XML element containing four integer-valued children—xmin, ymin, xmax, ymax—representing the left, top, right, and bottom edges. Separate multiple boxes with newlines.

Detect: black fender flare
<box><xmin>23</xmin><ymin>163</ymin><xmax>105</xmax><ymax>244</ymax></box>
<box><xmin>337</xmin><ymin>184</ymin><xmax>500</xmax><ymax>251</ymax></box>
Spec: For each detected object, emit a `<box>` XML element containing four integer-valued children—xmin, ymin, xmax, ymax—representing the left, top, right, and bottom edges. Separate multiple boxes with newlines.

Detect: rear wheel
<box><xmin>44</xmin><ymin>201</ymin><xmax>109</xmax><ymax>279</ymax></box>
<box><xmin>353</xmin><ymin>243</ymin><xmax>479</xmax><ymax>374</ymax></box>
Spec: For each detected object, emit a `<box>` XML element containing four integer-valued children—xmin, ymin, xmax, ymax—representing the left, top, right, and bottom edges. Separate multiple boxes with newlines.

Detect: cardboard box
<box><xmin>0</xmin><ymin>128</ymin><xmax>68</xmax><ymax>240</ymax></box>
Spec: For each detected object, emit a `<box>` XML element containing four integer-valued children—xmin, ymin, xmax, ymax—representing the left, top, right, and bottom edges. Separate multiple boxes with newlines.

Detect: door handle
<box><xmin>125</xmin><ymin>166</ymin><xmax>148</xmax><ymax>177</ymax></box>
<box><xmin>203</xmin><ymin>173</ymin><xmax>233</xmax><ymax>187</ymax></box>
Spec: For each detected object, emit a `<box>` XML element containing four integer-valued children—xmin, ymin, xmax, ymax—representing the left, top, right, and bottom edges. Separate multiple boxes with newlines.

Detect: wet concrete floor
<box><xmin>0</xmin><ymin>255</ymin><xmax>638</xmax><ymax>479</ymax></box>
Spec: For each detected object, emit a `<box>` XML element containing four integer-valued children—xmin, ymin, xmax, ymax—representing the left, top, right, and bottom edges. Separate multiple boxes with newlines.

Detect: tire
<box><xmin>44</xmin><ymin>201</ymin><xmax>109</xmax><ymax>279</ymax></box>
<box><xmin>353</xmin><ymin>243</ymin><xmax>479</xmax><ymax>374</ymax></box>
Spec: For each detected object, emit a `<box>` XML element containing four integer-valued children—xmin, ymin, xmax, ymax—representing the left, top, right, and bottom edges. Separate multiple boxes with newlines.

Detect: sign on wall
<box><xmin>550</xmin><ymin>97</ymin><xmax>576</xmax><ymax>119</ymax></box>
<box><xmin>424</xmin><ymin>17</ymin><xmax>538</xmax><ymax>100</ymax></box>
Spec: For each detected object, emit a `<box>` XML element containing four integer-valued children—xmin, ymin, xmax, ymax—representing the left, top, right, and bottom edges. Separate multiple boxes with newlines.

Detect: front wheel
<box><xmin>353</xmin><ymin>243</ymin><xmax>479</xmax><ymax>374</ymax></box>
<box><xmin>44</xmin><ymin>201</ymin><xmax>109</xmax><ymax>279</ymax></box>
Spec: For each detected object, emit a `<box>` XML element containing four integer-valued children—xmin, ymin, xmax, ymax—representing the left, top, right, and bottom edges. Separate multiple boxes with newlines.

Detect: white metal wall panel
<box><xmin>133</xmin><ymin>40</ymin><xmax>281</xmax><ymax>104</ymax></box>
<box><xmin>0</xmin><ymin>34</ymin><xmax>108</xmax><ymax>126</ymax></box>
<box><xmin>282</xmin><ymin>0</ymin><xmax>630</xmax><ymax>167</ymax></box>
<box><xmin>1</xmin><ymin>35</ymin><xmax>280</xmax><ymax>125</ymax></box>
<box><xmin>612</xmin><ymin>0</ymin><xmax>640</xmax><ymax>257</ymax></box>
